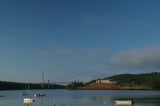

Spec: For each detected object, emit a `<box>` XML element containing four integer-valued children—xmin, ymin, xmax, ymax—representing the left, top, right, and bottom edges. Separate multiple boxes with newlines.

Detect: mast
<box><xmin>47</xmin><ymin>80</ymin><xmax>50</xmax><ymax>89</ymax></box>
<box><xmin>34</xmin><ymin>72</ymin><xmax>46</xmax><ymax>97</ymax></box>
<box><xmin>41</xmin><ymin>72</ymin><xmax>44</xmax><ymax>89</ymax></box>
<box><xmin>24</xmin><ymin>83</ymin><xmax>27</xmax><ymax>90</ymax></box>
<box><xmin>27</xmin><ymin>83</ymin><xmax>30</xmax><ymax>94</ymax></box>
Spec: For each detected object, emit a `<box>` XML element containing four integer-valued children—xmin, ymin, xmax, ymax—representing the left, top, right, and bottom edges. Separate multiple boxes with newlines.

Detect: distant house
<box><xmin>96</xmin><ymin>79</ymin><xmax>117</xmax><ymax>84</ymax></box>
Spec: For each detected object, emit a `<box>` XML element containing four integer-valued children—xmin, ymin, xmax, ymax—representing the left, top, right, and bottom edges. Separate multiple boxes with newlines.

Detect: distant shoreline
<box><xmin>67</xmin><ymin>72</ymin><xmax>160</xmax><ymax>90</ymax></box>
<box><xmin>0</xmin><ymin>81</ymin><xmax>65</xmax><ymax>90</ymax></box>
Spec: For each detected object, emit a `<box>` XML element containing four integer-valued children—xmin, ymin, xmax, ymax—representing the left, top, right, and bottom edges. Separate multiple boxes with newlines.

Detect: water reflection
<box><xmin>40</xmin><ymin>97</ymin><xmax>44</xmax><ymax>106</ymax></box>
<box><xmin>24</xmin><ymin>102</ymin><xmax>32</xmax><ymax>106</ymax></box>
<box><xmin>91</xmin><ymin>96</ymin><xmax>113</xmax><ymax>104</ymax></box>
<box><xmin>3</xmin><ymin>90</ymin><xmax>160</xmax><ymax>106</ymax></box>
<box><xmin>83</xmin><ymin>95</ymin><xmax>160</xmax><ymax>106</ymax></box>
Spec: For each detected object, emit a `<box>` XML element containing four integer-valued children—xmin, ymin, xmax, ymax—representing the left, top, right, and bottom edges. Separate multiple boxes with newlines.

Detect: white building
<box><xmin>96</xmin><ymin>79</ymin><xmax>117</xmax><ymax>84</ymax></box>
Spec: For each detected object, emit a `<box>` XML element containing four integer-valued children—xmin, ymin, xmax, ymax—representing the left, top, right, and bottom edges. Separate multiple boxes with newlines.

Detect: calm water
<box><xmin>0</xmin><ymin>89</ymin><xmax>160</xmax><ymax>106</ymax></box>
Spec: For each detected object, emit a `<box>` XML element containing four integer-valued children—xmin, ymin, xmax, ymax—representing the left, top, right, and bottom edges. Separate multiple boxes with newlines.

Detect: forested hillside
<box><xmin>107</xmin><ymin>72</ymin><xmax>160</xmax><ymax>89</ymax></box>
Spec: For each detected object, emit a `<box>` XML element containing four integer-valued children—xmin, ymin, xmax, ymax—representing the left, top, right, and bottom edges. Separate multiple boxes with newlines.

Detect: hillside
<box><xmin>107</xmin><ymin>72</ymin><xmax>160</xmax><ymax>89</ymax></box>
<box><xmin>78</xmin><ymin>83</ymin><xmax>118</xmax><ymax>90</ymax></box>
<box><xmin>67</xmin><ymin>72</ymin><xmax>160</xmax><ymax>90</ymax></box>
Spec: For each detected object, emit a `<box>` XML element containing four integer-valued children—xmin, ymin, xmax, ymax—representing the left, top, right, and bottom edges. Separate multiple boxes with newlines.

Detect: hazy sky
<box><xmin>1</xmin><ymin>0</ymin><xmax>160</xmax><ymax>83</ymax></box>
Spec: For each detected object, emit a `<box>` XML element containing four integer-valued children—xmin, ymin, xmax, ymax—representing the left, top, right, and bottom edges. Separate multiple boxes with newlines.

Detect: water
<box><xmin>0</xmin><ymin>89</ymin><xmax>160</xmax><ymax>106</ymax></box>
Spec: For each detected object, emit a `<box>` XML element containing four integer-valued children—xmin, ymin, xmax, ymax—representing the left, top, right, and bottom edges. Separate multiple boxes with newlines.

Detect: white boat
<box><xmin>23</xmin><ymin>98</ymin><xmax>35</xmax><ymax>104</ymax></box>
<box><xmin>115</xmin><ymin>100</ymin><xmax>133</xmax><ymax>105</ymax></box>
<box><xmin>34</xmin><ymin>93</ymin><xmax>46</xmax><ymax>97</ymax></box>
<box><xmin>23</xmin><ymin>83</ymin><xmax>35</xmax><ymax>104</ymax></box>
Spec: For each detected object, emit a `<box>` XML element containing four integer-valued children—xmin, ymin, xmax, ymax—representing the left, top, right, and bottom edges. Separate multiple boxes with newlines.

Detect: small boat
<box><xmin>34</xmin><ymin>93</ymin><xmax>46</xmax><ymax>97</ymax></box>
<box><xmin>23</xmin><ymin>83</ymin><xmax>35</xmax><ymax>104</ymax></box>
<box><xmin>23</xmin><ymin>97</ymin><xmax>35</xmax><ymax>104</ymax></box>
<box><xmin>115</xmin><ymin>100</ymin><xmax>133</xmax><ymax>105</ymax></box>
<box><xmin>0</xmin><ymin>94</ymin><xmax>6</xmax><ymax>97</ymax></box>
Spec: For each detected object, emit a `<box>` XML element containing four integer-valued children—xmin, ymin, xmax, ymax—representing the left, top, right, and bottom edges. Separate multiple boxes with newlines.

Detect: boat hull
<box><xmin>115</xmin><ymin>100</ymin><xmax>133</xmax><ymax>105</ymax></box>
<box><xmin>35</xmin><ymin>93</ymin><xmax>46</xmax><ymax>97</ymax></box>
<box><xmin>23</xmin><ymin>98</ymin><xmax>35</xmax><ymax>104</ymax></box>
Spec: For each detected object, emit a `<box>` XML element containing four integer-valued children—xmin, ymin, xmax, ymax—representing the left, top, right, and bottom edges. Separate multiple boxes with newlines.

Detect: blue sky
<box><xmin>1</xmin><ymin>0</ymin><xmax>160</xmax><ymax>83</ymax></box>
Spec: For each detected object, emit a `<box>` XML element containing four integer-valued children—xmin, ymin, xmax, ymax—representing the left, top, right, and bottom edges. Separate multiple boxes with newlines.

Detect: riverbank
<box><xmin>67</xmin><ymin>72</ymin><xmax>160</xmax><ymax>90</ymax></box>
<box><xmin>76</xmin><ymin>83</ymin><xmax>151</xmax><ymax>90</ymax></box>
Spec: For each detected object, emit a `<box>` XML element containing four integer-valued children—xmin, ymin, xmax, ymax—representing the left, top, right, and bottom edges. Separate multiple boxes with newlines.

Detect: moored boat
<box><xmin>20</xmin><ymin>83</ymin><xmax>29</xmax><ymax>96</ymax></box>
<box><xmin>23</xmin><ymin>97</ymin><xmax>35</xmax><ymax>104</ymax></box>
<box><xmin>0</xmin><ymin>94</ymin><xmax>6</xmax><ymax>97</ymax></box>
<box><xmin>34</xmin><ymin>93</ymin><xmax>46</xmax><ymax>97</ymax></box>
<box><xmin>115</xmin><ymin>100</ymin><xmax>133</xmax><ymax>105</ymax></box>
<box><xmin>35</xmin><ymin>72</ymin><xmax>46</xmax><ymax>97</ymax></box>
<box><xmin>23</xmin><ymin>83</ymin><xmax>35</xmax><ymax>104</ymax></box>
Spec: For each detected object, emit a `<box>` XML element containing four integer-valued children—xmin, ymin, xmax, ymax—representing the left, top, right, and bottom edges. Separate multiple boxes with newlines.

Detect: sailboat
<box><xmin>23</xmin><ymin>97</ymin><xmax>35</xmax><ymax>104</ymax></box>
<box><xmin>20</xmin><ymin>83</ymin><xmax>29</xmax><ymax>96</ymax></box>
<box><xmin>23</xmin><ymin>83</ymin><xmax>35</xmax><ymax>104</ymax></box>
<box><xmin>35</xmin><ymin>72</ymin><xmax>46</xmax><ymax>97</ymax></box>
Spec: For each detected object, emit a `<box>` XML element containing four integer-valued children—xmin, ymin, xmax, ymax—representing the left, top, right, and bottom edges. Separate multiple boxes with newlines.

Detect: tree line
<box><xmin>107</xmin><ymin>72</ymin><xmax>160</xmax><ymax>89</ymax></box>
<box><xmin>0</xmin><ymin>81</ymin><xmax>64</xmax><ymax>90</ymax></box>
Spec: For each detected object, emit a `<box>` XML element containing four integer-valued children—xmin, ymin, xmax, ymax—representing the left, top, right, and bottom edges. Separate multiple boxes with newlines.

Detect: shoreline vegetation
<box><xmin>0</xmin><ymin>72</ymin><xmax>160</xmax><ymax>90</ymax></box>
<box><xmin>67</xmin><ymin>72</ymin><xmax>160</xmax><ymax>90</ymax></box>
<box><xmin>0</xmin><ymin>81</ymin><xmax>65</xmax><ymax>90</ymax></box>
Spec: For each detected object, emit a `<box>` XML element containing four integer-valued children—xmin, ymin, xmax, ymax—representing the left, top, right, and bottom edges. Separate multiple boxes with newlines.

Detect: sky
<box><xmin>1</xmin><ymin>0</ymin><xmax>160</xmax><ymax>83</ymax></box>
